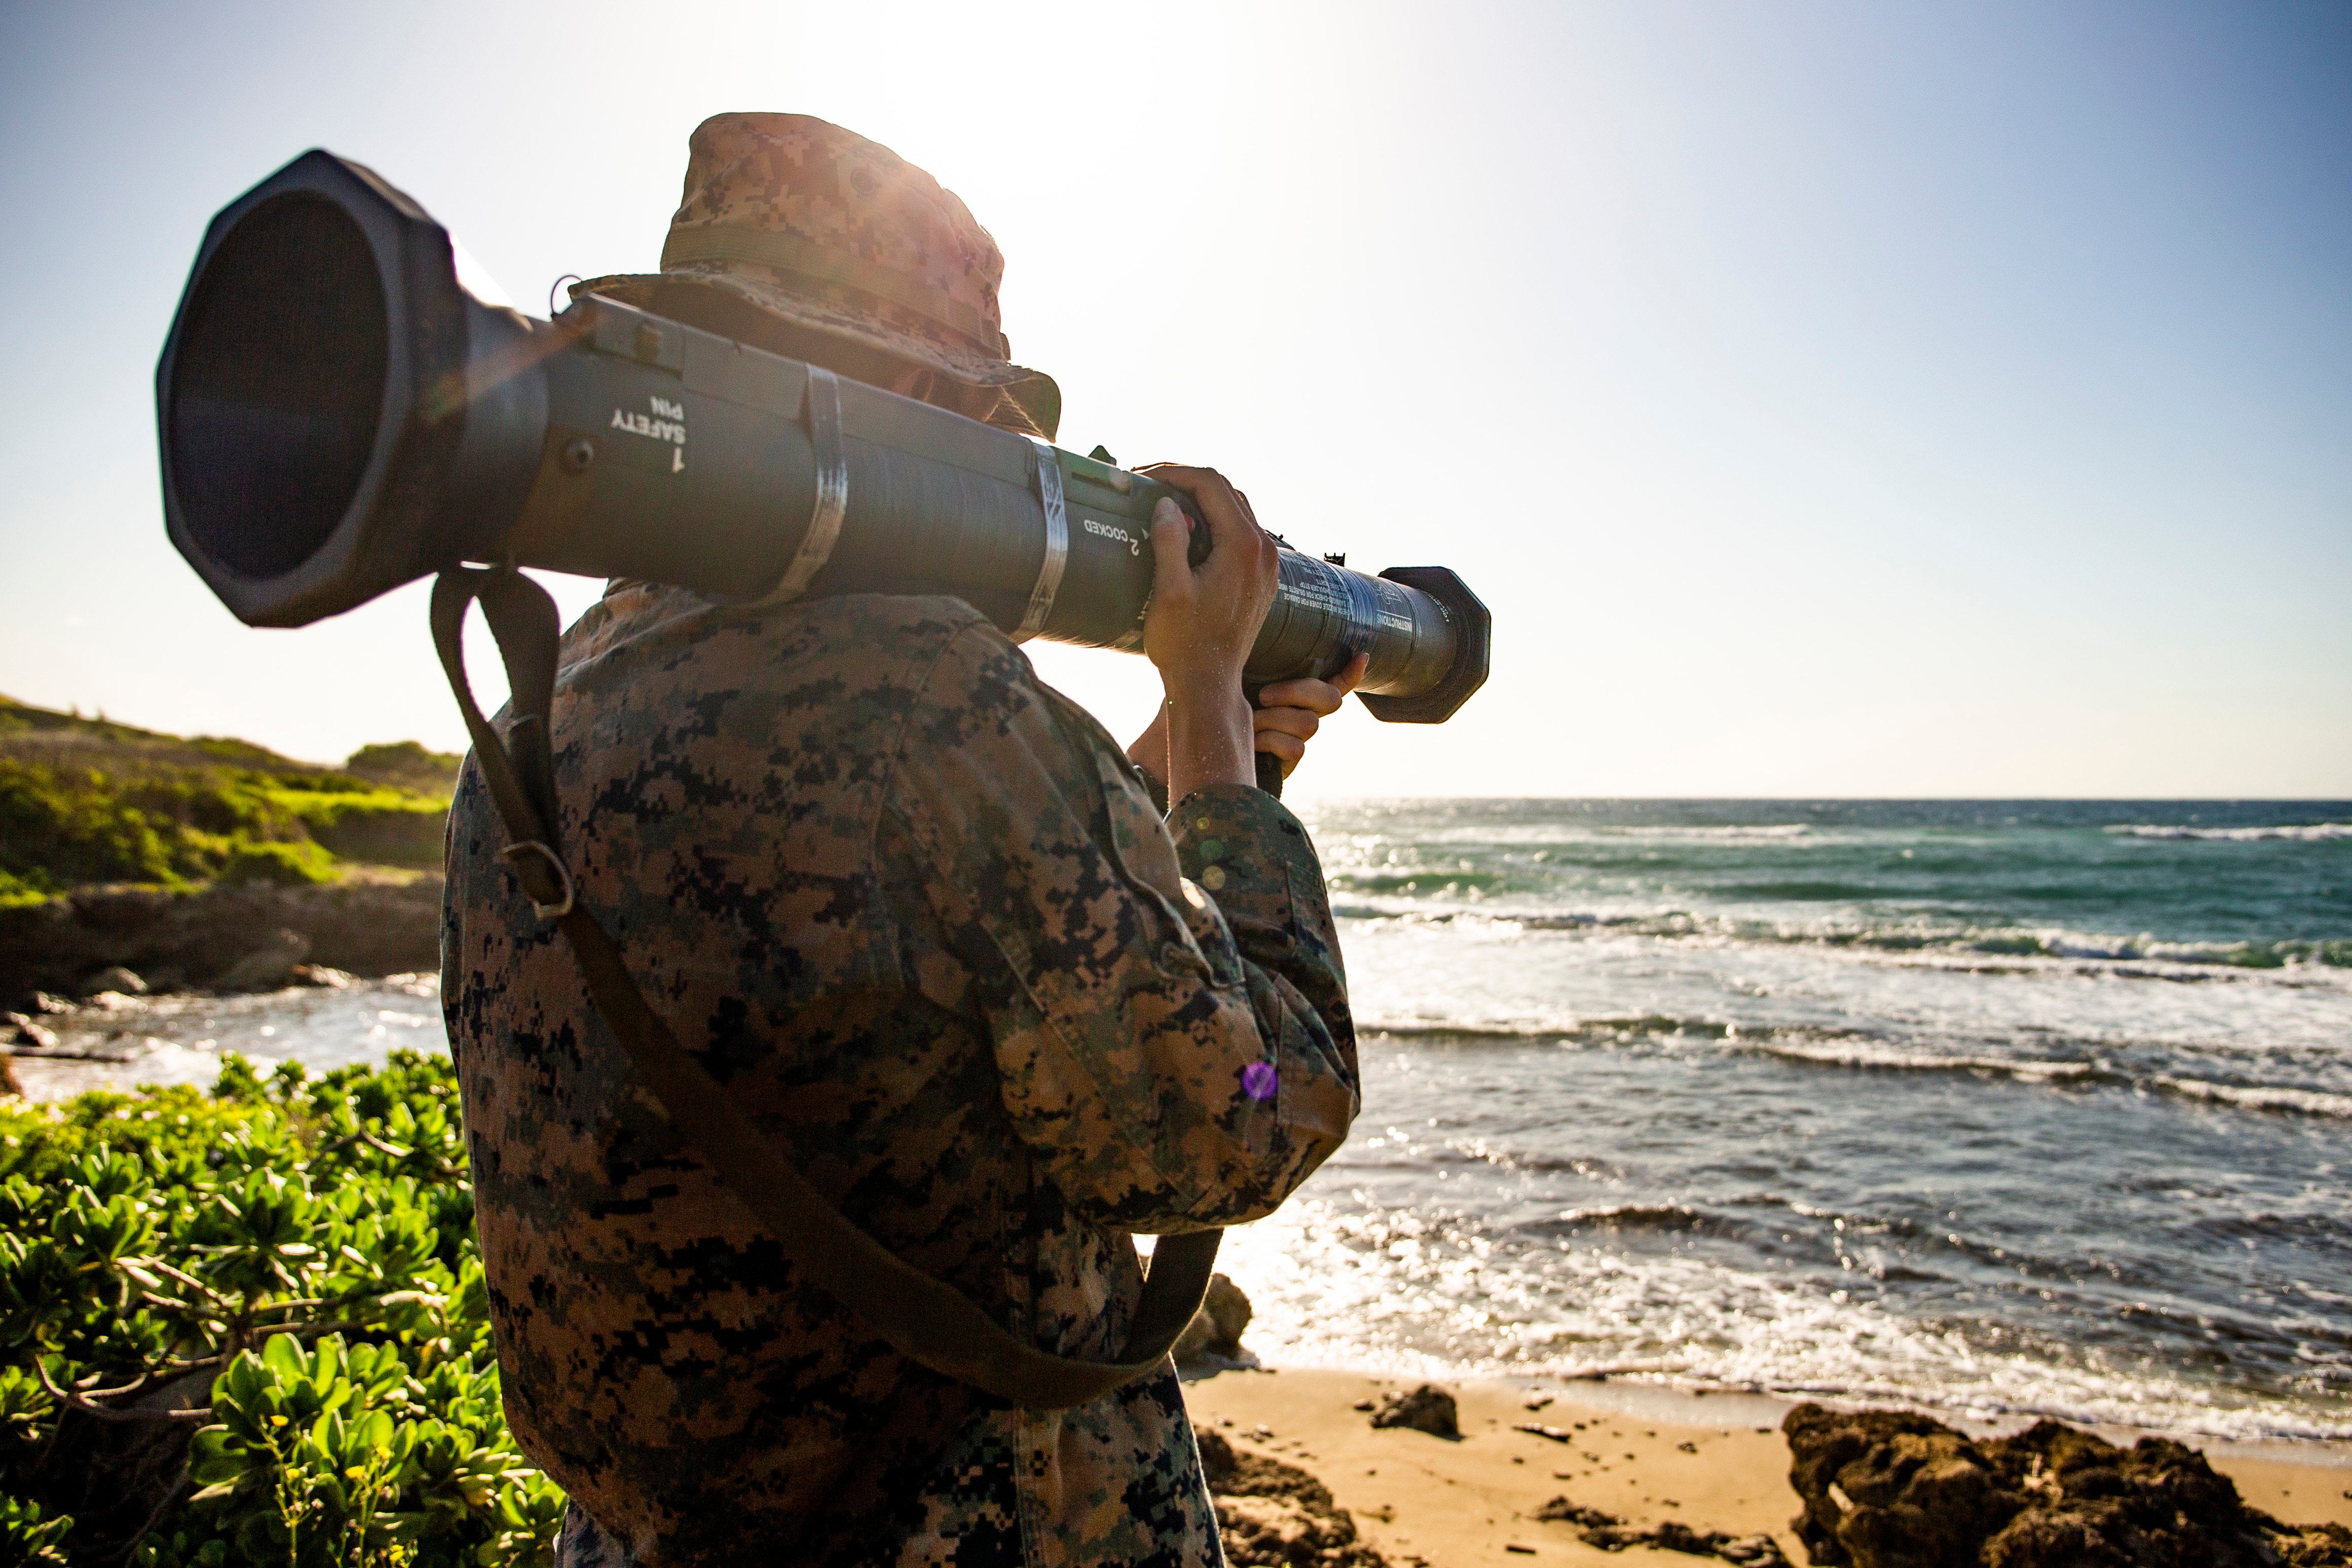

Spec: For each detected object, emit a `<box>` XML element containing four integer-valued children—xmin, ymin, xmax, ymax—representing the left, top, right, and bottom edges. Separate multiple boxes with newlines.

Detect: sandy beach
<box><xmin>1180</xmin><ymin>1366</ymin><xmax>2352</xmax><ymax>1565</ymax></box>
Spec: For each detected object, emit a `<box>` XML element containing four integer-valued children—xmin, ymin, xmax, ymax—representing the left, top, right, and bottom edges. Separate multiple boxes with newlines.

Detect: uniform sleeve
<box><xmin>884</xmin><ymin>624</ymin><xmax>1358</xmax><ymax>1233</ymax></box>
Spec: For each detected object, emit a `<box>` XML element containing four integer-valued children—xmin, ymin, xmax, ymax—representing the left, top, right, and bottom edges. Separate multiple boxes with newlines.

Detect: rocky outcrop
<box><xmin>1535</xmin><ymin>1496</ymin><xmax>1789</xmax><ymax>1561</ymax></box>
<box><xmin>1783</xmin><ymin>1402</ymin><xmax>2352</xmax><ymax>1567</ymax></box>
<box><xmin>1535</xmin><ymin>1496</ymin><xmax>1624</xmax><ymax>1529</ymax></box>
<box><xmin>3</xmin><ymin>1012</ymin><xmax>59</xmax><ymax>1050</ymax></box>
<box><xmin>81</xmin><ymin>964</ymin><xmax>146</xmax><ymax>996</ymax></box>
<box><xmin>0</xmin><ymin>878</ymin><xmax>443</xmax><ymax>1004</ymax></box>
<box><xmin>1197</xmin><ymin>1425</ymin><xmax>1388</xmax><ymax>1567</ymax></box>
<box><xmin>1176</xmin><ymin>1273</ymin><xmax>1255</xmax><ymax>1363</ymax></box>
<box><xmin>1368</xmin><ymin>1384</ymin><xmax>1459</xmax><ymax>1440</ymax></box>
<box><xmin>213</xmin><ymin>927</ymin><xmax>312</xmax><ymax>991</ymax></box>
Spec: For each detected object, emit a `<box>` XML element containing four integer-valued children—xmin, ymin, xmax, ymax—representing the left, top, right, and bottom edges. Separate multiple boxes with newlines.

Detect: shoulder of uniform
<box><xmin>1030</xmin><ymin>677</ymin><xmax>1124</xmax><ymax>761</ymax></box>
<box><xmin>902</xmin><ymin>607</ymin><xmax>1044</xmax><ymax>727</ymax></box>
<box><xmin>791</xmin><ymin>590</ymin><xmax>994</xmax><ymax>646</ymax></box>
<box><xmin>589</xmin><ymin>583</ymin><xmax>994</xmax><ymax>653</ymax></box>
<box><xmin>881</xmin><ymin>603</ymin><xmax>1129</xmax><ymax>801</ymax></box>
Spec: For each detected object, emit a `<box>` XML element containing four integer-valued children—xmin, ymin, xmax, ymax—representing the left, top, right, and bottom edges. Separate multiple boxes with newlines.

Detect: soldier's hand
<box><xmin>1138</xmin><ymin>467</ymin><xmax>1278</xmax><ymax>687</ymax></box>
<box><xmin>1135</xmin><ymin>465</ymin><xmax>1279</xmax><ymax>796</ymax></box>
<box><xmin>1253</xmin><ymin>652</ymin><xmax>1369</xmax><ymax>779</ymax></box>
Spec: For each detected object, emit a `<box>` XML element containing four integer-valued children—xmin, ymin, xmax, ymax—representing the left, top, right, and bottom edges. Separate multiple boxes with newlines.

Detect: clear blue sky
<box><xmin>2</xmin><ymin>0</ymin><xmax>2344</xmax><ymax>796</ymax></box>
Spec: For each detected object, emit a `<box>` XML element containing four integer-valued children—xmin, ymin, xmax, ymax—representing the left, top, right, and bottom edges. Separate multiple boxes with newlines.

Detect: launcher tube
<box><xmin>157</xmin><ymin>150</ymin><xmax>1489</xmax><ymax>722</ymax></box>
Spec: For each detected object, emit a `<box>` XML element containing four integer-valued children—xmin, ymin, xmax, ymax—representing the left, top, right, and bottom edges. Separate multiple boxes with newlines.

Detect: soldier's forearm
<box><xmin>1161</xmin><ymin>676</ymin><xmax>1256</xmax><ymax>800</ymax></box>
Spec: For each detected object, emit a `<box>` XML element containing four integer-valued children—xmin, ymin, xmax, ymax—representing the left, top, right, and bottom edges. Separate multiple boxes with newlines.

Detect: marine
<box><xmin>441</xmin><ymin>111</ymin><xmax>1365</xmax><ymax>1565</ymax></box>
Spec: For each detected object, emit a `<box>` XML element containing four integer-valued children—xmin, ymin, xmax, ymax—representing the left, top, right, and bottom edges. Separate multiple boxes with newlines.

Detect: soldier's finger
<box><xmin>1147</xmin><ymin>466</ymin><xmax>1260</xmax><ymax>570</ymax></box>
<box><xmin>1253</xmin><ymin>729</ymin><xmax>1306</xmax><ymax>773</ymax></box>
<box><xmin>1230</xmin><ymin>485</ymin><xmax>1261</xmax><ymax>532</ymax></box>
<box><xmin>1147</xmin><ymin>497</ymin><xmax>1195</xmax><ymax>593</ymax></box>
<box><xmin>1256</xmin><ymin>677</ymin><xmax>1348</xmax><ymax>717</ymax></box>
<box><xmin>1254</xmin><ymin>706</ymin><xmax>1322</xmax><ymax>744</ymax></box>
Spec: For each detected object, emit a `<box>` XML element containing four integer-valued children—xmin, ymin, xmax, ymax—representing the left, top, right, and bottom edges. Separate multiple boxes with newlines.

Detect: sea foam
<box><xmin>2108</xmin><ymin>822</ymin><xmax>2352</xmax><ymax>842</ymax></box>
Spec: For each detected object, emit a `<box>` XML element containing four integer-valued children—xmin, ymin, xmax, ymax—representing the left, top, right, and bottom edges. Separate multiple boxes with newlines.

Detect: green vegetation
<box><xmin>217</xmin><ymin>842</ymin><xmax>343</xmax><ymax>889</ymax></box>
<box><xmin>0</xmin><ymin>1054</ymin><xmax>565</xmax><ymax>1565</ymax></box>
<box><xmin>344</xmin><ymin>745</ymin><xmax>463</xmax><ymax>797</ymax></box>
<box><xmin>0</xmin><ymin>698</ymin><xmax>460</xmax><ymax>898</ymax></box>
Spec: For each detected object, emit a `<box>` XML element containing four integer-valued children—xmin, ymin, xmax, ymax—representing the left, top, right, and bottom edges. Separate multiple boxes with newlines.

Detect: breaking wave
<box><xmin>1332</xmin><ymin>898</ymin><xmax>2352</xmax><ymax>973</ymax></box>
<box><xmin>1612</xmin><ymin>823</ymin><xmax>1812</xmax><ymax>841</ymax></box>
<box><xmin>2108</xmin><ymin>822</ymin><xmax>2352</xmax><ymax>842</ymax></box>
<box><xmin>1746</xmin><ymin>1037</ymin><xmax>2104</xmax><ymax>1085</ymax></box>
<box><xmin>1365</xmin><ymin>1013</ymin><xmax>1739</xmax><ymax>1043</ymax></box>
<box><xmin>2151</xmin><ymin>1077</ymin><xmax>2352</xmax><ymax>1119</ymax></box>
<box><xmin>1354</xmin><ymin>1017</ymin><xmax>2352</xmax><ymax>1122</ymax></box>
<box><xmin>1760</xmin><ymin>1044</ymin><xmax>2352</xmax><ymax>1120</ymax></box>
<box><xmin>1539</xmin><ymin>1203</ymin><xmax>1709</xmax><ymax>1231</ymax></box>
<box><xmin>1217</xmin><ymin>1191</ymin><xmax>2352</xmax><ymax>1443</ymax></box>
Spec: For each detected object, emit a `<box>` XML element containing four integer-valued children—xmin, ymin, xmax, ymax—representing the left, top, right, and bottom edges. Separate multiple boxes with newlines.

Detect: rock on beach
<box><xmin>1176</xmin><ymin>1273</ymin><xmax>1255</xmax><ymax>1364</ymax></box>
<box><xmin>1176</xmin><ymin>1364</ymin><xmax>2352</xmax><ymax>1566</ymax></box>
<box><xmin>1369</xmin><ymin>1384</ymin><xmax>1461</xmax><ymax>1440</ymax></box>
<box><xmin>1198</xmin><ymin>1425</ymin><xmax>1389</xmax><ymax>1567</ymax></box>
<box><xmin>1783</xmin><ymin>1402</ymin><xmax>2352</xmax><ymax>1567</ymax></box>
<box><xmin>213</xmin><ymin>927</ymin><xmax>311</xmax><ymax>991</ymax></box>
<box><xmin>79</xmin><ymin>965</ymin><xmax>146</xmax><ymax>996</ymax></box>
<box><xmin>2</xmin><ymin>1013</ymin><xmax>58</xmax><ymax>1051</ymax></box>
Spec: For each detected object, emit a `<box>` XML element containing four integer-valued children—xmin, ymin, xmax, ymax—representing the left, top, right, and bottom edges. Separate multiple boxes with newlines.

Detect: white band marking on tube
<box><xmin>755</xmin><ymin>365</ymin><xmax>848</xmax><ymax>605</ymax></box>
<box><xmin>1015</xmin><ymin>437</ymin><xmax>1069</xmax><ymax>642</ymax></box>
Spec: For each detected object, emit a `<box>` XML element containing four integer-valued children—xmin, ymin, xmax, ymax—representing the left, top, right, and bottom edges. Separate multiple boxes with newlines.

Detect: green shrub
<box><xmin>270</xmin><ymin>791</ymin><xmax>447</xmax><ymax>868</ymax></box>
<box><xmin>0</xmin><ymin>1492</ymin><xmax>73</xmax><ymax>1564</ymax></box>
<box><xmin>217</xmin><ymin>841</ymin><xmax>341</xmax><ymax>888</ymax></box>
<box><xmin>0</xmin><ymin>762</ymin><xmax>185</xmax><ymax>887</ymax></box>
<box><xmin>0</xmin><ymin>761</ymin><xmax>449</xmax><ymax>893</ymax></box>
<box><xmin>0</xmin><ymin>1084</ymin><xmax>286</xmax><ymax>1182</ymax></box>
<box><xmin>117</xmin><ymin>773</ymin><xmax>286</xmax><ymax>841</ymax></box>
<box><xmin>0</xmin><ymin>761</ymin><xmax>310</xmax><ymax>890</ymax></box>
<box><xmin>344</xmin><ymin>744</ymin><xmax>463</xmax><ymax>796</ymax></box>
<box><xmin>0</xmin><ymin>700</ymin><xmax>456</xmax><ymax>893</ymax></box>
<box><xmin>0</xmin><ymin>1053</ymin><xmax>564</xmax><ymax>1565</ymax></box>
<box><xmin>0</xmin><ymin>870</ymin><xmax>53</xmax><ymax>909</ymax></box>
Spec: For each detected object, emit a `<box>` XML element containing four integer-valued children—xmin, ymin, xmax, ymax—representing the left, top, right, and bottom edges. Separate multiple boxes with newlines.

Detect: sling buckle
<box><xmin>499</xmin><ymin>840</ymin><xmax>576</xmax><ymax>919</ymax></box>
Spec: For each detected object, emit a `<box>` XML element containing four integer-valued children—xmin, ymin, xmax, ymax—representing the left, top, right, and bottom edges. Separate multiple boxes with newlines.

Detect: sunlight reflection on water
<box><xmin>13</xmin><ymin>975</ymin><xmax>444</xmax><ymax>1100</ymax></box>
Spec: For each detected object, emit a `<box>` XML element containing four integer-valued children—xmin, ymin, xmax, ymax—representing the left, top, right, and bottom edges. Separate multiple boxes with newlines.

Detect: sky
<box><xmin>1</xmin><ymin>0</ymin><xmax>2345</xmax><ymax>798</ymax></box>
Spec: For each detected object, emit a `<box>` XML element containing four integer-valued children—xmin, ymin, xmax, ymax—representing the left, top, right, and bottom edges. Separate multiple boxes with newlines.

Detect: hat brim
<box><xmin>571</xmin><ymin>267</ymin><xmax>1061</xmax><ymax>439</ymax></box>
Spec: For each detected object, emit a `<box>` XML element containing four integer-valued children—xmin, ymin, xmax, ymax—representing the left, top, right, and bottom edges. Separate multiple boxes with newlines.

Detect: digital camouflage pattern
<box><xmin>575</xmin><ymin>113</ymin><xmax>1062</xmax><ymax>438</ymax></box>
<box><xmin>441</xmin><ymin>581</ymin><xmax>1359</xmax><ymax>1566</ymax></box>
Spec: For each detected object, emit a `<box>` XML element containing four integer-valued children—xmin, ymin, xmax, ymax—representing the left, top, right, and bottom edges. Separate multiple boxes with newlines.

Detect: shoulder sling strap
<box><xmin>430</xmin><ymin>565</ymin><xmax>1220</xmax><ymax>1411</ymax></box>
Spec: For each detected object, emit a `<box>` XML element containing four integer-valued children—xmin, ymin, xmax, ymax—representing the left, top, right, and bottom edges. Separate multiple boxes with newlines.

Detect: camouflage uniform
<box><xmin>442</xmin><ymin>581</ymin><xmax>1359</xmax><ymax>1565</ymax></box>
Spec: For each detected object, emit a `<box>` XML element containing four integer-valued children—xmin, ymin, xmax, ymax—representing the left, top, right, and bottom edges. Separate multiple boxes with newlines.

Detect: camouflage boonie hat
<box><xmin>576</xmin><ymin>113</ymin><xmax>1060</xmax><ymax>438</ymax></box>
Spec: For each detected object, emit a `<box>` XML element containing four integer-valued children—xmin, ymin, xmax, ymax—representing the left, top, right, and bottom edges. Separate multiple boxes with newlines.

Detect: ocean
<box><xmin>1225</xmin><ymin>799</ymin><xmax>2352</xmax><ymax>1443</ymax></box>
<box><xmin>28</xmin><ymin>799</ymin><xmax>2350</xmax><ymax>1443</ymax></box>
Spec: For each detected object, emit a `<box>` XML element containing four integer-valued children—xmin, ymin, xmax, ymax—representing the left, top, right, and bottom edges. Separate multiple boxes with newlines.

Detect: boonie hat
<box><xmin>575</xmin><ymin>113</ymin><xmax>1060</xmax><ymax>438</ymax></box>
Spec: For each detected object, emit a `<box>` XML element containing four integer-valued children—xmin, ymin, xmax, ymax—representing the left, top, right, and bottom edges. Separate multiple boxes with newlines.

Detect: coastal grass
<box><xmin>0</xmin><ymin>1052</ymin><xmax>563</xmax><ymax>1566</ymax></box>
<box><xmin>0</xmin><ymin>697</ymin><xmax>460</xmax><ymax>904</ymax></box>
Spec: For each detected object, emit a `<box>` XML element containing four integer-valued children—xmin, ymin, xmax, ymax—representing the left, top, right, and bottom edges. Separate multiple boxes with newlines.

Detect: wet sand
<box><xmin>1179</xmin><ymin>1367</ymin><xmax>2352</xmax><ymax>1565</ymax></box>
